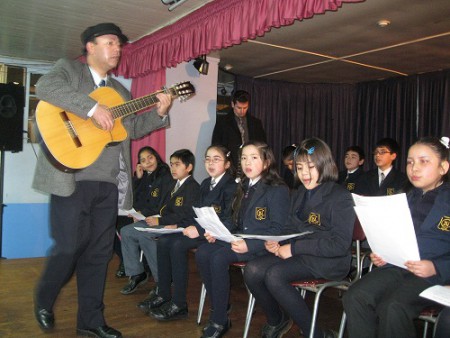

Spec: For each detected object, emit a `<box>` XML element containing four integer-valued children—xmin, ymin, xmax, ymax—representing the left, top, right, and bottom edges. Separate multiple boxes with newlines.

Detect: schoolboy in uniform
<box><xmin>119</xmin><ymin>149</ymin><xmax>200</xmax><ymax>297</ymax></box>
<box><xmin>358</xmin><ymin>138</ymin><xmax>407</xmax><ymax>196</ymax></box>
<box><xmin>337</xmin><ymin>145</ymin><xmax>365</xmax><ymax>193</ymax></box>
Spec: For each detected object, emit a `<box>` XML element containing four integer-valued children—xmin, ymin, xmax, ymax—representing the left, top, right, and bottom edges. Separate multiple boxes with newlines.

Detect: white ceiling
<box><xmin>1</xmin><ymin>0</ymin><xmax>450</xmax><ymax>84</ymax></box>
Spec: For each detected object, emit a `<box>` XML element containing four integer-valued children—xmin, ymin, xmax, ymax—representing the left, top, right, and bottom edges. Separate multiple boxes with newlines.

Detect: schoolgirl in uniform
<box><xmin>146</xmin><ymin>145</ymin><xmax>237</xmax><ymax>320</ymax></box>
<box><xmin>114</xmin><ymin>146</ymin><xmax>173</xmax><ymax>277</ymax></box>
<box><xmin>342</xmin><ymin>136</ymin><xmax>450</xmax><ymax>338</ymax></box>
<box><xmin>244</xmin><ymin>137</ymin><xmax>355</xmax><ymax>338</ymax></box>
<box><xmin>196</xmin><ymin>141</ymin><xmax>290</xmax><ymax>338</ymax></box>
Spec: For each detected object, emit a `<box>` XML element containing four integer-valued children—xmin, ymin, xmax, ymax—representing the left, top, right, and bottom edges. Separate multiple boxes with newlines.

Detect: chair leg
<box><xmin>338</xmin><ymin>312</ymin><xmax>347</xmax><ymax>338</ymax></box>
<box><xmin>239</xmin><ymin>266</ymin><xmax>256</xmax><ymax>338</ymax></box>
<box><xmin>308</xmin><ymin>286</ymin><xmax>327</xmax><ymax>338</ymax></box>
<box><xmin>422</xmin><ymin>321</ymin><xmax>428</xmax><ymax>338</ymax></box>
<box><xmin>243</xmin><ymin>294</ymin><xmax>256</xmax><ymax>338</ymax></box>
<box><xmin>197</xmin><ymin>283</ymin><xmax>207</xmax><ymax>325</ymax></box>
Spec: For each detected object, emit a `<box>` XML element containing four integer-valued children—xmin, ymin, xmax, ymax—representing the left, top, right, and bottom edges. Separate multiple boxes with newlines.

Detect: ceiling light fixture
<box><xmin>193</xmin><ymin>55</ymin><xmax>209</xmax><ymax>75</ymax></box>
<box><xmin>377</xmin><ymin>19</ymin><xmax>391</xmax><ymax>28</ymax></box>
<box><xmin>161</xmin><ymin>0</ymin><xmax>189</xmax><ymax>11</ymax></box>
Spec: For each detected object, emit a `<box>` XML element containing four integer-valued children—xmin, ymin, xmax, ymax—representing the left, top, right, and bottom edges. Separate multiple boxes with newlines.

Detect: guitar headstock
<box><xmin>169</xmin><ymin>81</ymin><xmax>196</xmax><ymax>102</ymax></box>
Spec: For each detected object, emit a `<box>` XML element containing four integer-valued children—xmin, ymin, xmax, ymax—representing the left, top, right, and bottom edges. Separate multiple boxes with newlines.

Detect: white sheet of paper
<box><xmin>235</xmin><ymin>232</ymin><xmax>313</xmax><ymax>241</ymax></box>
<box><xmin>193</xmin><ymin>207</ymin><xmax>240</xmax><ymax>243</ymax></box>
<box><xmin>118</xmin><ymin>208</ymin><xmax>146</xmax><ymax>221</ymax></box>
<box><xmin>352</xmin><ymin>193</ymin><xmax>420</xmax><ymax>269</ymax></box>
<box><xmin>134</xmin><ymin>227</ymin><xmax>184</xmax><ymax>234</ymax></box>
<box><xmin>420</xmin><ymin>285</ymin><xmax>450</xmax><ymax>307</ymax></box>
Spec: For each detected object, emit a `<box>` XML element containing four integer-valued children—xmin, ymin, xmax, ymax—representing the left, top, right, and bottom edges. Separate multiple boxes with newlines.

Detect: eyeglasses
<box><xmin>204</xmin><ymin>158</ymin><xmax>225</xmax><ymax>164</ymax></box>
<box><xmin>373</xmin><ymin>150</ymin><xmax>392</xmax><ymax>156</ymax></box>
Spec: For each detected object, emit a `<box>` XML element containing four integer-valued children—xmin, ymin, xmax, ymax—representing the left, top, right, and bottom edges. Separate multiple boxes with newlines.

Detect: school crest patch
<box><xmin>386</xmin><ymin>188</ymin><xmax>395</xmax><ymax>195</ymax></box>
<box><xmin>213</xmin><ymin>205</ymin><xmax>222</xmax><ymax>214</ymax></box>
<box><xmin>151</xmin><ymin>188</ymin><xmax>159</xmax><ymax>197</ymax></box>
<box><xmin>438</xmin><ymin>216</ymin><xmax>450</xmax><ymax>232</ymax></box>
<box><xmin>175</xmin><ymin>197</ymin><xmax>183</xmax><ymax>206</ymax></box>
<box><xmin>346</xmin><ymin>182</ymin><xmax>355</xmax><ymax>191</ymax></box>
<box><xmin>255</xmin><ymin>207</ymin><xmax>267</xmax><ymax>221</ymax></box>
<box><xmin>308</xmin><ymin>212</ymin><xmax>321</xmax><ymax>226</ymax></box>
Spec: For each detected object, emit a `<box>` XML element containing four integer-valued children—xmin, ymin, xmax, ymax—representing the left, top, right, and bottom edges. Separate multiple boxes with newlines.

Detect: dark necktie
<box><xmin>244</xmin><ymin>182</ymin><xmax>253</xmax><ymax>198</ymax></box>
<box><xmin>238</xmin><ymin>118</ymin><xmax>245</xmax><ymax>144</ymax></box>
<box><xmin>380</xmin><ymin>172</ymin><xmax>385</xmax><ymax>187</ymax></box>
<box><xmin>96</xmin><ymin>79</ymin><xmax>106</xmax><ymax>88</ymax></box>
<box><xmin>210</xmin><ymin>178</ymin><xmax>216</xmax><ymax>191</ymax></box>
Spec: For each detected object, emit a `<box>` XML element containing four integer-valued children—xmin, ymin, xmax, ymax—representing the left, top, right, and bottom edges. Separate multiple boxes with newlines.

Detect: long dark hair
<box><xmin>136</xmin><ymin>146</ymin><xmax>169</xmax><ymax>176</ymax></box>
<box><xmin>232</xmin><ymin>141</ymin><xmax>285</xmax><ymax>223</ymax></box>
<box><xmin>293</xmin><ymin>137</ymin><xmax>338</xmax><ymax>183</ymax></box>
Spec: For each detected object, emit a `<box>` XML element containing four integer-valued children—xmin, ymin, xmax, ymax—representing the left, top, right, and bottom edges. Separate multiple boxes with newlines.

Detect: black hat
<box><xmin>81</xmin><ymin>23</ymin><xmax>128</xmax><ymax>45</ymax></box>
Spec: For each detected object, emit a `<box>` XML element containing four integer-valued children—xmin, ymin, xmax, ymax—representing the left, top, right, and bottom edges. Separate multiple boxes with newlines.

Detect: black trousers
<box><xmin>342</xmin><ymin>266</ymin><xmax>432</xmax><ymax>338</ymax></box>
<box><xmin>435</xmin><ymin>307</ymin><xmax>450</xmax><ymax>338</ymax></box>
<box><xmin>35</xmin><ymin>181</ymin><xmax>118</xmax><ymax>329</ymax></box>
<box><xmin>244</xmin><ymin>254</ymin><xmax>323</xmax><ymax>338</ymax></box>
<box><xmin>157</xmin><ymin>233</ymin><xmax>205</xmax><ymax>306</ymax></box>
<box><xmin>195</xmin><ymin>242</ymin><xmax>255</xmax><ymax>325</ymax></box>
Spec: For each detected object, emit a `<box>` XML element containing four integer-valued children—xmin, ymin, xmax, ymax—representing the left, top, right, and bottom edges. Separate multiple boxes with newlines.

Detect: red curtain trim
<box><xmin>117</xmin><ymin>0</ymin><xmax>363</xmax><ymax>79</ymax></box>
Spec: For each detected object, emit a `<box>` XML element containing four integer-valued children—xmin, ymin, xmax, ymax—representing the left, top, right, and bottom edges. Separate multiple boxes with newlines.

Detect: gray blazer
<box><xmin>32</xmin><ymin>58</ymin><xmax>169</xmax><ymax>209</ymax></box>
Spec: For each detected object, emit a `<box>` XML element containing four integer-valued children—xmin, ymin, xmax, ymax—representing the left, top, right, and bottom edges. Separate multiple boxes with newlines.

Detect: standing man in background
<box><xmin>212</xmin><ymin>90</ymin><xmax>266</xmax><ymax>168</ymax></box>
<box><xmin>32</xmin><ymin>23</ymin><xmax>172</xmax><ymax>338</ymax></box>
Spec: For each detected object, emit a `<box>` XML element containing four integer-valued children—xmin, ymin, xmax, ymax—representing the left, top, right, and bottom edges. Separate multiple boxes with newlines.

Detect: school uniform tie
<box><xmin>210</xmin><ymin>178</ymin><xmax>216</xmax><ymax>191</ymax></box>
<box><xmin>379</xmin><ymin>172</ymin><xmax>385</xmax><ymax>187</ymax></box>
<box><xmin>172</xmin><ymin>181</ymin><xmax>181</xmax><ymax>196</ymax></box>
<box><xmin>244</xmin><ymin>182</ymin><xmax>253</xmax><ymax>199</ymax></box>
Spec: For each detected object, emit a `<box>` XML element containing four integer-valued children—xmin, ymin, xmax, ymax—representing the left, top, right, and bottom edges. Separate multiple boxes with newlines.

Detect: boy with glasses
<box><xmin>358</xmin><ymin>138</ymin><xmax>407</xmax><ymax>196</ymax></box>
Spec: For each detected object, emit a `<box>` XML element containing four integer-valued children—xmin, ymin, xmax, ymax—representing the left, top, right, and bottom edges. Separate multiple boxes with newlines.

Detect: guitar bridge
<box><xmin>60</xmin><ymin>111</ymin><xmax>82</xmax><ymax>148</ymax></box>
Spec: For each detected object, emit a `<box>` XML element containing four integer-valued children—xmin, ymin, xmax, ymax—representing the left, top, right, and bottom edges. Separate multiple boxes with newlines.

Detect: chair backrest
<box><xmin>352</xmin><ymin>217</ymin><xmax>366</xmax><ymax>241</ymax></box>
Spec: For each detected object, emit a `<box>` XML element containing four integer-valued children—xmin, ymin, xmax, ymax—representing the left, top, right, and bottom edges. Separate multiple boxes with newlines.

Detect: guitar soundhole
<box><xmin>60</xmin><ymin>111</ymin><xmax>82</xmax><ymax>148</ymax></box>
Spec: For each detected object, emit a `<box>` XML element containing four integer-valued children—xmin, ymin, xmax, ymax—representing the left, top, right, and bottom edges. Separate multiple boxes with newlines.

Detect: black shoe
<box><xmin>76</xmin><ymin>325</ymin><xmax>122</xmax><ymax>338</ymax></box>
<box><xmin>201</xmin><ymin>319</ymin><xmax>231</xmax><ymax>338</ymax></box>
<box><xmin>137</xmin><ymin>286</ymin><xmax>160</xmax><ymax>313</ymax></box>
<box><xmin>322</xmin><ymin>328</ymin><xmax>338</xmax><ymax>338</ymax></box>
<box><xmin>149</xmin><ymin>300</ymin><xmax>188</xmax><ymax>321</ymax></box>
<box><xmin>34</xmin><ymin>306</ymin><xmax>54</xmax><ymax>330</ymax></box>
<box><xmin>139</xmin><ymin>295</ymin><xmax>167</xmax><ymax>314</ymax></box>
<box><xmin>261</xmin><ymin>314</ymin><xmax>293</xmax><ymax>338</ymax></box>
<box><xmin>120</xmin><ymin>272</ymin><xmax>148</xmax><ymax>295</ymax></box>
<box><xmin>115</xmin><ymin>262</ymin><xmax>126</xmax><ymax>278</ymax></box>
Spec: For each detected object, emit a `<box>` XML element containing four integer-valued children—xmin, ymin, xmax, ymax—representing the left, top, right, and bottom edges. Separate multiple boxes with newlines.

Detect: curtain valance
<box><xmin>117</xmin><ymin>0</ymin><xmax>363</xmax><ymax>78</ymax></box>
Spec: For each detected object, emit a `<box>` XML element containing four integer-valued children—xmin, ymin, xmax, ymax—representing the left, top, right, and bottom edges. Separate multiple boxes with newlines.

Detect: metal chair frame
<box><xmin>197</xmin><ymin>262</ymin><xmax>255</xmax><ymax>338</ymax></box>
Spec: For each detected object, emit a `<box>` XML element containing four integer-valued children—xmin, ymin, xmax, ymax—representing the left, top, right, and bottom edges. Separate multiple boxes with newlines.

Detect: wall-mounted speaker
<box><xmin>0</xmin><ymin>84</ymin><xmax>24</xmax><ymax>152</ymax></box>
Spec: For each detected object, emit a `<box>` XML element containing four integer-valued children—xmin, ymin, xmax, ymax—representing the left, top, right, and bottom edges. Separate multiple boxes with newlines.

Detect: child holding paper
<box><xmin>114</xmin><ymin>146</ymin><xmax>173</xmax><ymax>278</ymax></box>
<box><xmin>195</xmin><ymin>141</ymin><xmax>290</xmax><ymax>338</ymax></box>
<box><xmin>119</xmin><ymin>149</ymin><xmax>200</xmax><ymax>296</ymax></box>
<box><xmin>145</xmin><ymin>145</ymin><xmax>237</xmax><ymax>320</ymax></box>
<box><xmin>244</xmin><ymin>137</ymin><xmax>356</xmax><ymax>338</ymax></box>
<box><xmin>342</xmin><ymin>136</ymin><xmax>450</xmax><ymax>338</ymax></box>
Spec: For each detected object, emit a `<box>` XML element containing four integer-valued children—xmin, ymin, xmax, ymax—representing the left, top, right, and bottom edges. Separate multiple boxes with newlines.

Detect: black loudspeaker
<box><xmin>0</xmin><ymin>83</ymin><xmax>25</xmax><ymax>152</ymax></box>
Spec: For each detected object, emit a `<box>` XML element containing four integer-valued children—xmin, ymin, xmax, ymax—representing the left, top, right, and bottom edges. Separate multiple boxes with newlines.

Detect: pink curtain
<box><xmin>130</xmin><ymin>69</ymin><xmax>167</xmax><ymax>170</ymax></box>
<box><xmin>117</xmin><ymin>0</ymin><xmax>363</xmax><ymax>78</ymax></box>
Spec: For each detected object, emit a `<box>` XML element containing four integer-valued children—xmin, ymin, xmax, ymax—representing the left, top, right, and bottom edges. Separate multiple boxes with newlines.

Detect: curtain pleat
<box><xmin>117</xmin><ymin>0</ymin><xmax>363</xmax><ymax>78</ymax></box>
<box><xmin>418</xmin><ymin>69</ymin><xmax>450</xmax><ymax>138</ymax></box>
<box><xmin>235</xmin><ymin>69</ymin><xmax>450</xmax><ymax>173</ymax></box>
<box><xmin>130</xmin><ymin>69</ymin><xmax>166</xmax><ymax>170</ymax></box>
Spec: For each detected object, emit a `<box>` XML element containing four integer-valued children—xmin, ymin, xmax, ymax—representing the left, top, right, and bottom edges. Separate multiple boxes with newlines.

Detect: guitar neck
<box><xmin>109</xmin><ymin>87</ymin><xmax>176</xmax><ymax>120</ymax></box>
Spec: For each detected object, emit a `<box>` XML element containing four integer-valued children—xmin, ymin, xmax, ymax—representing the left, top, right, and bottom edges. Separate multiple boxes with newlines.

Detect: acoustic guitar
<box><xmin>35</xmin><ymin>81</ymin><xmax>195</xmax><ymax>170</ymax></box>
